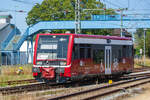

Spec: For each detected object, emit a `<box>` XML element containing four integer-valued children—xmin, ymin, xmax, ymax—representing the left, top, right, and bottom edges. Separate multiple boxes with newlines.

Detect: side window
<box><xmin>80</xmin><ymin>48</ymin><xmax>85</xmax><ymax>59</ymax></box>
<box><xmin>93</xmin><ymin>49</ymin><xmax>104</xmax><ymax>64</ymax></box>
<box><xmin>123</xmin><ymin>45</ymin><xmax>133</xmax><ymax>58</ymax></box>
<box><xmin>87</xmin><ymin>48</ymin><xmax>91</xmax><ymax>58</ymax></box>
<box><xmin>72</xmin><ymin>44</ymin><xmax>79</xmax><ymax>60</ymax></box>
<box><xmin>123</xmin><ymin>45</ymin><xmax>126</xmax><ymax>57</ymax></box>
<box><xmin>79</xmin><ymin>44</ymin><xmax>91</xmax><ymax>59</ymax></box>
<box><xmin>112</xmin><ymin>46</ymin><xmax>122</xmax><ymax>62</ymax></box>
<box><xmin>119</xmin><ymin>49</ymin><xmax>122</xmax><ymax>58</ymax></box>
<box><xmin>129</xmin><ymin>45</ymin><xmax>133</xmax><ymax>58</ymax></box>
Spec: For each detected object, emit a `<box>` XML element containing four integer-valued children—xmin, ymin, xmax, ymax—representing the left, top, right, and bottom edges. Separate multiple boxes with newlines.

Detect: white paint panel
<box><xmin>33</xmin><ymin>64</ymin><xmax>71</xmax><ymax>68</ymax></box>
<box><xmin>40</xmin><ymin>44</ymin><xmax>57</xmax><ymax>49</ymax></box>
<box><xmin>0</xmin><ymin>19</ymin><xmax>6</xmax><ymax>23</ymax></box>
<box><xmin>75</xmin><ymin>38</ymin><xmax>133</xmax><ymax>45</ymax></box>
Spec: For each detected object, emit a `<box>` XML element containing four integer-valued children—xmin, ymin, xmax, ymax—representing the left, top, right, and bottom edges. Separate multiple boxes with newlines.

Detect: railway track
<box><xmin>0</xmin><ymin>72</ymin><xmax>150</xmax><ymax>95</ymax></box>
<box><xmin>47</xmin><ymin>76</ymin><xmax>150</xmax><ymax>100</ymax></box>
<box><xmin>0</xmin><ymin>67</ymin><xmax>145</xmax><ymax>86</ymax></box>
<box><xmin>0</xmin><ymin>79</ymin><xmax>37</xmax><ymax>86</ymax></box>
<box><xmin>0</xmin><ymin>82</ymin><xmax>65</xmax><ymax>95</ymax></box>
<box><xmin>1</xmin><ymin>68</ymin><xmax>146</xmax><ymax>86</ymax></box>
<box><xmin>133</xmin><ymin>66</ymin><xmax>150</xmax><ymax>72</ymax></box>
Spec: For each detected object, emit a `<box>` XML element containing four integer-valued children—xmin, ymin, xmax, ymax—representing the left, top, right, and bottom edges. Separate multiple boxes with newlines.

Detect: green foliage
<box><xmin>134</xmin><ymin>29</ymin><xmax>150</xmax><ymax>57</ymax></box>
<box><xmin>145</xmin><ymin>29</ymin><xmax>150</xmax><ymax>57</ymax></box>
<box><xmin>134</xmin><ymin>29</ymin><xmax>144</xmax><ymax>56</ymax></box>
<box><xmin>26</xmin><ymin>0</ymin><xmax>106</xmax><ymax>25</ymax></box>
<box><xmin>26</xmin><ymin>0</ymin><xmax>115</xmax><ymax>35</ymax></box>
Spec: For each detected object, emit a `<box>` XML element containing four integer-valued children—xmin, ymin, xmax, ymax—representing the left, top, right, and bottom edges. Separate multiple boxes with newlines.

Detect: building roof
<box><xmin>38</xmin><ymin>33</ymin><xmax>132</xmax><ymax>40</ymax></box>
<box><xmin>0</xmin><ymin>14</ymin><xmax>12</xmax><ymax>19</ymax></box>
<box><xmin>0</xmin><ymin>23</ymin><xmax>8</xmax><ymax>31</ymax></box>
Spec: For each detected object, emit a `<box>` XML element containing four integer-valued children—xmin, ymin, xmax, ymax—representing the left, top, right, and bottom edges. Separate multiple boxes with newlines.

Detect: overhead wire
<box><xmin>104</xmin><ymin>0</ymin><xmax>123</xmax><ymax>8</ymax></box>
<box><xmin>114</xmin><ymin>0</ymin><xmax>126</xmax><ymax>8</ymax></box>
<box><xmin>12</xmin><ymin>0</ymin><xmax>37</xmax><ymax>5</ymax></box>
<box><xmin>97</xmin><ymin>0</ymin><xmax>150</xmax><ymax>29</ymax></box>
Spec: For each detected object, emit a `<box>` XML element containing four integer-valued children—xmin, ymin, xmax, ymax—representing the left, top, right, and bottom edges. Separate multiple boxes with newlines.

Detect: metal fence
<box><xmin>1</xmin><ymin>51</ymin><xmax>28</xmax><ymax>65</ymax></box>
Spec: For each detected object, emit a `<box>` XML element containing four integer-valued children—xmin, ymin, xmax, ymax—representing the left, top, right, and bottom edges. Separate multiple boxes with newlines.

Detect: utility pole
<box><xmin>144</xmin><ymin>28</ymin><xmax>146</xmax><ymax>66</ymax></box>
<box><xmin>75</xmin><ymin>0</ymin><xmax>81</xmax><ymax>34</ymax></box>
<box><xmin>118</xmin><ymin>8</ymin><xmax>128</xmax><ymax>37</ymax></box>
<box><xmin>120</xmin><ymin>9</ymin><xmax>123</xmax><ymax>37</ymax></box>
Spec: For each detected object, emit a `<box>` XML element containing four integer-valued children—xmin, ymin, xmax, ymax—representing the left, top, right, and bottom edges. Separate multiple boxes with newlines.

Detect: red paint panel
<box><xmin>33</xmin><ymin>34</ymin><xmax>40</xmax><ymax>65</ymax></box>
<box><xmin>33</xmin><ymin>72</ymin><xmax>38</xmax><ymax>76</ymax></box>
<box><xmin>36</xmin><ymin>33</ymin><xmax>131</xmax><ymax>41</ymax></box>
<box><xmin>71</xmin><ymin>58</ymin><xmax>104</xmax><ymax>77</ymax></box>
<box><xmin>74</xmin><ymin>34</ymin><xmax>132</xmax><ymax>40</ymax></box>
<box><xmin>41</xmin><ymin>67</ymin><xmax>55</xmax><ymax>79</ymax></box>
<box><xmin>64</xmin><ymin>67</ymin><xmax>71</xmax><ymax>77</ymax></box>
<box><xmin>64</xmin><ymin>34</ymin><xmax>74</xmax><ymax>77</ymax></box>
<box><xmin>67</xmin><ymin>34</ymin><xmax>74</xmax><ymax>65</ymax></box>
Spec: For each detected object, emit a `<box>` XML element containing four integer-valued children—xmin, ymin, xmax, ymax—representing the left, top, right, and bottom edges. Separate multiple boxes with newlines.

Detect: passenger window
<box><xmin>80</xmin><ymin>48</ymin><xmax>85</xmax><ymax>59</ymax></box>
<box><xmin>87</xmin><ymin>48</ymin><xmax>91</xmax><ymax>58</ymax></box>
<box><xmin>72</xmin><ymin>44</ymin><xmax>79</xmax><ymax>60</ymax></box>
<box><xmin>123</xmin><ymin>45</ymin><xmax>126</xmax><ymax>57</ymax></box>
<box><xmin>93</xmin><ymin>49</ymin><xmax>104</xmax><ymax>64</ymax></box>
<box><xmin>79</xmin><ymin>44</ymin><xmax>91</xmax><ymax>59</ymax></box>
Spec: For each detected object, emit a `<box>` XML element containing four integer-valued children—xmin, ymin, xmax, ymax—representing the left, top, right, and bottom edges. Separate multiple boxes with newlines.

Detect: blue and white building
<box><xmin>0</xmin><ymin>13</ymin><xmax>21</xmax><ymax>65</ymax></box>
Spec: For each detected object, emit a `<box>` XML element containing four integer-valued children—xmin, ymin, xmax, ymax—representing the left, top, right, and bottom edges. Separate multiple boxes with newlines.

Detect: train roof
<box><xmin>38</xmin><ymin>33</ymin><xmax>132</xmax><ymax>41</ymax></box>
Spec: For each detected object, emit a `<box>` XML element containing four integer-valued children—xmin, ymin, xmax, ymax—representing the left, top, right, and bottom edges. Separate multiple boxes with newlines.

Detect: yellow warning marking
<box><xmin>109</xmin><ymin>80</ymin><xmax>113</xmax><ymax>84</ymax></box>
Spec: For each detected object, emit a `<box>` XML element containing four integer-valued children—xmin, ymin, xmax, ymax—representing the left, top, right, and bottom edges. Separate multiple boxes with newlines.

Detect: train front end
<box><xmin>32</xmin><ymin>34</ymin><xmax>73</xmax><ymax>83</ymax></box>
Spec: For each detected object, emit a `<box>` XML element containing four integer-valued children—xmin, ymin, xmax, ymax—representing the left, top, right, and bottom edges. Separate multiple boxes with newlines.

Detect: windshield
<box><xmin>36</xmin><ymin>35</ymin><xmax>69</xmax><ymax>60</ymax></box>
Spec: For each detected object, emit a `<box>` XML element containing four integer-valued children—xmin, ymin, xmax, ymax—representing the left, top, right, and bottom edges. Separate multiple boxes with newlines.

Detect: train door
<box><xmin>105</xmin><ymin>46</ymin><xmax>112</xmax><ymax>74</ymax></box>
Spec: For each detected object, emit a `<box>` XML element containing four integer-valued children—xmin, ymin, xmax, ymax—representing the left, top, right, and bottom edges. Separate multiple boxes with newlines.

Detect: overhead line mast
<box><xmin>75</xmin><ymin>0</ymin><xmax>81</xmax><ymax>34</ymax></box>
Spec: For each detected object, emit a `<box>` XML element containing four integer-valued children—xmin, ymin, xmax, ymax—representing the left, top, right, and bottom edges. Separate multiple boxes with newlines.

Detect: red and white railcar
<box><xmin>32</xmin><ymin>33</ymin><xmax>134</xmax><ymax>83</ymax></box>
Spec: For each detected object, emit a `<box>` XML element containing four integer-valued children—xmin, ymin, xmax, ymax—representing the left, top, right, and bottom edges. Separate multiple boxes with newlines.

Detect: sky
<box><xmin>0</xmin><ymin>0</ymin><xmax>43</xmax><ymax>33</ymax></box>
<box><xmin>0</xmin><ymin>0</ymin><xmax>150</xmax><ymax>34</ymax></box>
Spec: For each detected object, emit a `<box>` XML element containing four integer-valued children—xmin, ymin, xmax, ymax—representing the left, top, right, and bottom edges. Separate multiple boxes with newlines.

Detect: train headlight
<box><xmin>32</xmin><ymin>67</ymin><xmax>40</xmax><ymax>73</ymax></box>
<box><xmin>37</xmin><ymin>61</ymin><xmax>42</xmax><ymax>65</ymax></box>
<box><xmin>60</xmin><ymin>61</ymin><xmax>66</xmax><ymax>66</ymax></box>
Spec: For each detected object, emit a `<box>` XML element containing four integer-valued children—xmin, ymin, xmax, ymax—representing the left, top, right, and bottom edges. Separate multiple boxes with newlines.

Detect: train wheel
<box><xmin>35</xmin><ymin>77</ymin><xmax>44</xmax><ymax>82</ymax></box>
<box><xmin>44</xmin><ymin>79</ymin><xmax>50</xmax><ymax>83</ymax></box>
<box><xmin>56</xmin><ymin>75</ymin><xmax>66</xmax><ymax>83</ymax></box>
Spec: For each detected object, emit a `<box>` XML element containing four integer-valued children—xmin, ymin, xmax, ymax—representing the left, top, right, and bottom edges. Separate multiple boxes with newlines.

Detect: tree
<box><xmin>145</xmin><ymin>29</ymin><xmax>150</xmax><ymax>57</ymax></box>
<box><xmin>134</xmin><ymin>29</ymin><xmax>144</xmax><ymax>56</ymax></box>
<box><xmin>134</xmin><ymin>29</ymin><xmax>150</xmax><ymax>57</ymax></box>
<box><xmin>26</xmin><ymin>0</ymin><xmax>115</xmax><ymax>35</ymax></box>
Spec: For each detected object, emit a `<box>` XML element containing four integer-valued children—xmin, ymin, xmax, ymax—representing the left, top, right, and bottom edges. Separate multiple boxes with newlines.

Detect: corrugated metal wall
<box><xmin>1</xmin><ymin>51</ymin><xmax>28</xmax><ymax>65</ymax></box>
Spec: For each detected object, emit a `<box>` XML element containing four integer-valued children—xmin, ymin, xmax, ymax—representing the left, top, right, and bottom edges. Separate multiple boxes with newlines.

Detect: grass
<box><xmin>0</xmin><ymin>93</ymin><xmax>37</xmax><ymax>100</ymax></box>
<box><xmin>0</xmin><ymin>88</ymin><xmax>67</xmax><ymax>100</ymax></box>
<box><xmin>134</xmin><ymin>57</ymin><xmax>150</xmax><ymax>68</ymax></box>
<box><xmin>0</xmin><ymin>64</ymin><xmax>34</xmax><ymax>87</ymax></box>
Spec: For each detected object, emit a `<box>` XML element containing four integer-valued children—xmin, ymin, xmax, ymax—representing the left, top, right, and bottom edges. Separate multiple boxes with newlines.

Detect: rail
<box><xmin>47</xmin><ymin>75</ymin><xmax>150</xmax><ymax>100</ymax></box>
<box><xmin>0</xmin><ymin>79</ymin><xmax>36</xmax><ymax>86</ymax></box>
<box><xmin>1</xmin><ymin>72</ymin><xmax>150</xmax><ymax>95</ymax></box>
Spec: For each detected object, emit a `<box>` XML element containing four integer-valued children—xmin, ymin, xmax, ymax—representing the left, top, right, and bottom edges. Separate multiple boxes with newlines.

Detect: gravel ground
<box><xmin>122</xmin><ymin>83</ymin><xmax>150</xmax><ymax>100</ymax></box>
<box><xmin>1</xmin><ymin>81</ymin><xmax>150</xmax><ymax>100</ymax></box>
<box><xmin>104</xmin><ymin>82</ymin><xmax>150</xmax><ymax>100</ymax></box>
